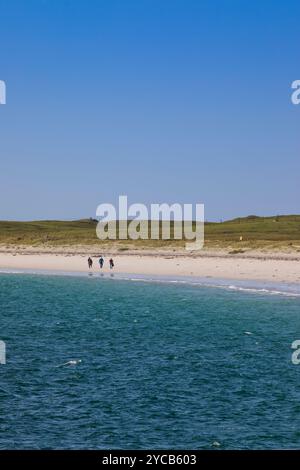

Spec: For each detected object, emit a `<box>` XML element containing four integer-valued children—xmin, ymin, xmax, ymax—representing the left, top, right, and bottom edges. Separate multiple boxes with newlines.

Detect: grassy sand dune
<box><xmin>0</xmin><ymin>215</ymin><xmax>300</xmax><ymax>254</ymax></box>
<box><xmin>1</xmin><ymin>216</ymin><xmax>300</xmax><ymax>282</ymax></box>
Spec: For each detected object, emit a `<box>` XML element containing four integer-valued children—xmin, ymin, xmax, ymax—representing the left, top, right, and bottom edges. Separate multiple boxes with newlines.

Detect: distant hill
<box><xmin>0</xmin><ymin>216</ymin><xmax>300</xmax><ymax>251</ymax></box>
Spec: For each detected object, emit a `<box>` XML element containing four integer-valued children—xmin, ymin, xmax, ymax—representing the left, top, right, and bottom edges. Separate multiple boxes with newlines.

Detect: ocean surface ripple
<box><xmin>1</xmin><ymin>273</ymin><xmax>300</xmax><ymax>449</ymax></box>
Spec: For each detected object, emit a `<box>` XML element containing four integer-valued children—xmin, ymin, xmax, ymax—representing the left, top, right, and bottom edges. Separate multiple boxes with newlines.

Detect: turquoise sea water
<box><xmin>1</xmin><ymin>272</ymin><xmax>300</xmax><ymax>449</ymax></box>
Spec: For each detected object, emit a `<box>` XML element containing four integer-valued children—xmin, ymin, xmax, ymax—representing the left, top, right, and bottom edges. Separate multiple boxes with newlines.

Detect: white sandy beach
<box><xmin>1</xmin><ymin>251</ymin><xmax>300</xmax><ymax>284</ymax></box>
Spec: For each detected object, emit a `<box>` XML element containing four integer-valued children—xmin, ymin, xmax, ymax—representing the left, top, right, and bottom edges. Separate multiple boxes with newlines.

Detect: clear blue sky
<box><xmin>0</xmin><ymin>0</ymin><xmax>299</xmax><ymax>221</ymax></box>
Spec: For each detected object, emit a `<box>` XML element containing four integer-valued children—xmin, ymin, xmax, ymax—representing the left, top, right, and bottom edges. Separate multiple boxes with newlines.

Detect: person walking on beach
<box><xmin>99</xmin><ymin>256</ymin><xmax>104</xmax><ymax>269</ymax></box>
<box><xmin>109</xmin><ymin>258</ymin><xmax>114</xmax><ymax>269</ymax></box>
<box><xmin>88</xmin><ymin>257</ymin><xmax>93</xmax><ymax>269</ymax></box>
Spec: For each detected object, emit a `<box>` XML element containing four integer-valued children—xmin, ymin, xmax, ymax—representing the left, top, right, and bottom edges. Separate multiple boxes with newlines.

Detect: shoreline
<box><xmin>1</xmin><ymin>267</ymin><xmax>300</xmax><ymax>298</ymax></box>
<box><xmin>0</xmin><ymin>251</ymin><xmax>300</xmax><ymax>285</ymax></box>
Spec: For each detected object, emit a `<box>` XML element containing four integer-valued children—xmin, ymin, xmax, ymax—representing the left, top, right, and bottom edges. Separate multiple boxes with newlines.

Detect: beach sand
<box><xmin>1</xmin><ymin>249</ymin><xmax>300</xmax><ymax>284</ymax></box>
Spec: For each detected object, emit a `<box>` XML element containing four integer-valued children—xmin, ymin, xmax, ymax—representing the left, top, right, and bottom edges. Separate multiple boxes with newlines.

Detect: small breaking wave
<box><xmin>1</xmin><ymin>268</ymin><xmax>300</xmax><ymax>298</ymax></box>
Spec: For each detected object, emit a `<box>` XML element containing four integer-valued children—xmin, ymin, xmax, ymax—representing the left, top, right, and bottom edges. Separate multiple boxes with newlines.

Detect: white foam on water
<box><xmin>1</xmin><ymin>268</ymin><xmax>300</xmax><ymax>298</ymax></box>
<box><xmin>56</xmin><ymin>359</ymin><xmax>82</xmax><ymax>368</ymax></box>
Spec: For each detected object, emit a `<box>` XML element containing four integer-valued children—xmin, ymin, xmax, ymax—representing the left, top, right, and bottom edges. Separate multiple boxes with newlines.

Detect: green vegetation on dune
<box><xmin>0</xmin><ymin>215</ymin><xmax>300</xmax><ymax>251</ymax></box>
<box><xmin>205</xmin><ymin>215</ymin><xmax>300</xmax><ymax>242</ymax></box>
<box><xmin>0</xmin><ymin>219</ymin><xmax>100</xmax><ymax>247</ymax></box>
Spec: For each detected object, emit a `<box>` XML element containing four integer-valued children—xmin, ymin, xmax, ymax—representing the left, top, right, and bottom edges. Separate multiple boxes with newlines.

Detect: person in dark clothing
<box><xmin>109</xmin><ymin>258</ymin><xmax>114</xmax><ymax>269</ymax></box>
<box><xmin>99</xmin><ymin>256</ymin><xmax>104</xmax><ymax>269</ymax></box>
<box><xmin>88</xmin><ymin>257</ymin><xmax>93</xmax><ymax>269</ymax></box>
